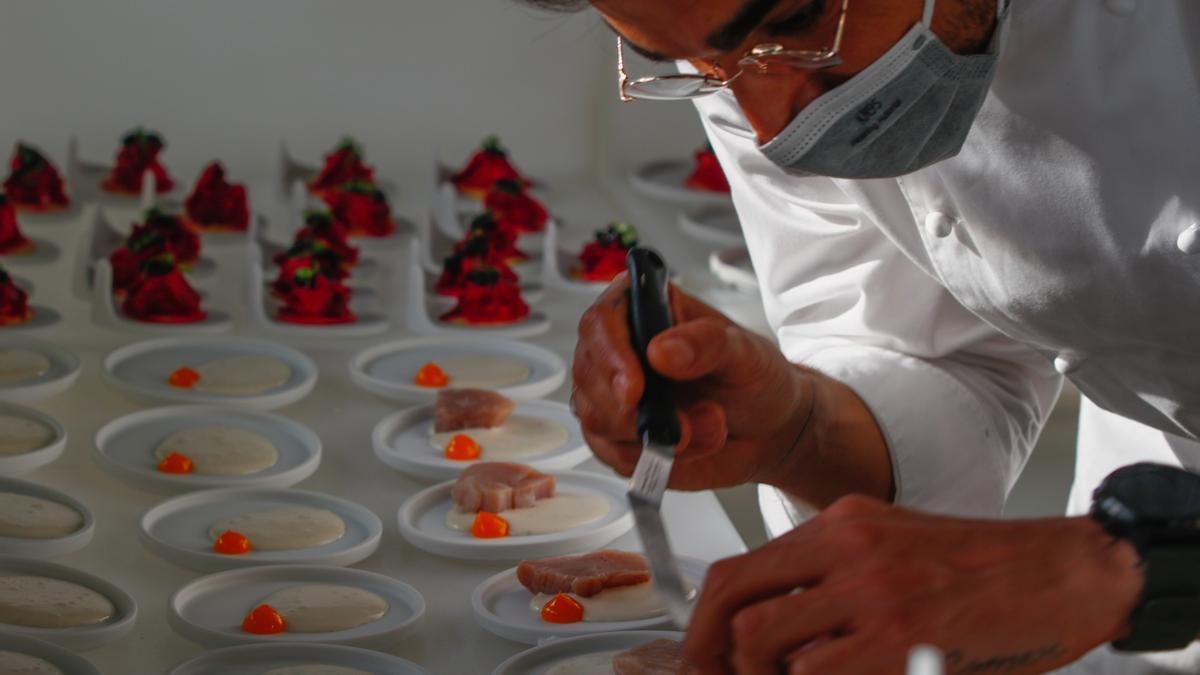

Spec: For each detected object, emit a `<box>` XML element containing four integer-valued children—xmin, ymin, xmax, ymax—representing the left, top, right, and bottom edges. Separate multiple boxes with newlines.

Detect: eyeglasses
<box><xmin>617</xmin><ymin>0</ymin><xmax>850</xmax><ymax>101</ymax></box>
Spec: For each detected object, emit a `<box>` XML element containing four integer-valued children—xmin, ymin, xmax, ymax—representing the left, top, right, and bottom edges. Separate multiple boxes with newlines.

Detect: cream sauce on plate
<box><xmin>544</xmin><ymin>650</ymin><xmax>622</xmax><ymax>675</ymax></box>
<box><xmin>435</xmin><ymin>356</ymin><xmax>529</xmax><ymax>389</ymax></box>
<box><xmin>0</xmin><ymin>650</ymin><xmax>63</xmax><ymax>675</ymax></box>
<box><xmin>0</xmin><ymin>350</ymin><xmax>51</xmax><ymax>384</ymax></box>
<box><xmin>531</xmin><ymin>581</ymin><xmax>675</xmax><ymax>623</ymax></box>
<box><xmin>0</xmin><ymin>576</ymin><xmax>114</xmax><ymax>628</ymax></box>
<box><xmin>260</xmin><ymin>584</ymin><xmax>388</xmax><ymax>633</ymax></box>
<box><xmin>0</xmin><ymin>415</ymin><xmax>54</xmax><ymax>455</ymax></box>
<box><xmin>154</xmin><ymin>427</ymin><xmax>279</xmax><ymax>476</ymax></box>
<box><xmin>429</xmin><ymin>416</ymin><xmax>568</xmax><ymax>461</ymax></box>
<box><xmin>261</xmin><ymin>667</ymin><xmax>374</xmax><ymax>675</ymax></box>
<box><xmin>445</xmin><ymin>493</ymin><xmax>610</xmax><ymax>536</ymax></box>
<box><xmin>210</xmin><ymin>507</ymin><xmax>346</xmax><ymax>550</ymax></box>
<box><xmin>193</xmin><ymin>355</ymin><xmax>292</xmax><ymax>395</ymax></box>
<box><xmin>0</xmin><ymin>493</ymin><xmax>83</xmax><ymax>539</ymax></box>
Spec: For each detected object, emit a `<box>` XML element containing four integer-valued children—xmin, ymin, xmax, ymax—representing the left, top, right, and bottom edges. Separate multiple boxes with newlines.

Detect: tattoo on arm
<box><xmin>944</xmin><ymin>644</ymin><xmax>1065</xmax><ymax>673</ymax></box>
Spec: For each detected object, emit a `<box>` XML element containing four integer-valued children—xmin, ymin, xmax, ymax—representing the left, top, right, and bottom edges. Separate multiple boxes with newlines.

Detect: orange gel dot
<box><xmin>242</xmin><ymin>604</ymin><xmax>286</xmax><ymax>634</ymax></box>
<box><xmin>444</xmin><ymin>434</ymin><xmax>482</xmax><ymax>461</ymax></box>
<box><xmin>213</xmin><ymin>530</ymin><xmax>252</xmax><ymax>555</ymax></box>
<box><xmin>414</xmin><ymin>362</ymin><xmax>448</xmax><ymax>388</ymax></box>
<box><xmin>157</xmin><ymin>452</ymin><xmax>193</xmax><ymax>474</ymax></box>
<box><xmin>168</xmin><ymin>366</ymin><xmax>201</xmax><ymax>388</ymax></box>
<box><xmin>540</xmin><ymin>592</ymin><xmax>584</xmax><ymax>624</ymax></box>
<box><xmin>471</xmin><ymin>511</ymin><xmax>510</xmax><ymax>539</ymax></box>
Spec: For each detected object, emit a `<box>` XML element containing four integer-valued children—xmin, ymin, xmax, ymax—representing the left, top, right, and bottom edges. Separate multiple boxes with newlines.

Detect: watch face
<box><xmin>1103</xmin><ymin>463</ymin><xmax>1200</xmax><ymax>521</ymax></box>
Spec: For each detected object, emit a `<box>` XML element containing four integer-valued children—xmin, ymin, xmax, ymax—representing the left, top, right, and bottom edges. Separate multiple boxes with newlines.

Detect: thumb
<box><xmin>646</xmin><ymin>317</ymin><xmax>772</xmax><ymax>384</ymax></box>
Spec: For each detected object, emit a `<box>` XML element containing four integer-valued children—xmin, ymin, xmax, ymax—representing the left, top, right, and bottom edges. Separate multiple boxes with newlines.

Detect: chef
<box><xmin>524</xmin><ymin>0</ymin><xmax>1200</xmax><ymax>672</ymax></box>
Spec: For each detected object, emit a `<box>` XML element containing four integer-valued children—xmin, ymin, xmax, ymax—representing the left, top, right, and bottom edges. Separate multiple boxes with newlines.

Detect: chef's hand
<box><xmin>571</xmin><ymin>275</ymin><xmax>892</xmax><ymax>502</ymax></box>
<box><xmin>684</xmin><ymin>496</ymin><xmax>1144</xmax><ymax>674</ymax></box>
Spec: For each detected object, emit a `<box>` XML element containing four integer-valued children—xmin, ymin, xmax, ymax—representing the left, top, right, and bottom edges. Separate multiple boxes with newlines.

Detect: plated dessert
<box><xmin>3</xmin><ymin>143</ymin><xmax>69</xmax><ymax>212</ymax></box>
<box><xmin>684</xmin><ymin>145</ymin><xmax>730</xmax><ymax>194</ymax></box>
<box><xmin>450</xmin><ymin>136</ymin><xmax>529</xmax><ymax>199</ymax></box>
<box><xmin>0</xmin><ymin>195</ymin><xmax>35</xmax><ymax>256</ymax></box>
<box><xmin>268</xmin><ymin>210</ymin><xmax>362</xmax><ymax>325</ymax></box>
<box><xmin>119</xmin><ymin>254</ymin><xmax>207</xmax><ymax>324</ymax></box>
<box><xmin>432</xmin><ymin>389</ymin><xmax>567</xmax><ymax>463</ymax></box>
<box><xmin>448</xmin><ymin>462</ymin><xmax>609</xmax><ymax>539</ymax></box>
<box><xmin>485</xmin><ymin>179</ymin><xmax>547</xmax><ymax>235</ymax></box>
<box><xmin>183</xmin><ymin>162</ymin><xmax>250</xmax><ymax>232</ymax></box>
<box><xmin>0</xmin><ymin>267</ymin><xmax>33</xmax><ymax>327</ymax></box>
<box><xmin>109</xmin><ymin>208</ymin><xmax>202</xmax><ymax>293</ymax></box>
<box><xmin>101</xmin><ymin>127</ymin><xmax>175</xmax><ymax>196</ymax></box>
<box><xmin>307</xmin><ymin>137</ymin><xmax>376</xmax><ymax>198</ymax></box>
<box><xmin>321</xmin><ymin>180</ymin><xmax>396</xmax><ymax>239</ymax></box>
<box><xmin>573</xmin><ymin>223</ymin><xmax>638</xmax><ymax>283</ymax></box>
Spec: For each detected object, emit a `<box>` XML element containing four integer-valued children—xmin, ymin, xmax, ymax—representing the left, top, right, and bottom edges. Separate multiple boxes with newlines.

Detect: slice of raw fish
<box><xmin>451</xmin><ymin>461</ymin><xmax>555</xmax><ymax>513</ymax></box>
<box><xmin>612</xmin><ymin>639</ymin><xmax>697</xmax><ymax>675</ymax></box>
<box><xmin>434</xmin><ymin>388</ymin><xmax>516</xmax><ymax>432</ymax></box>
<box><xmin>517</xmin><ymin>550</ymin><xmax>650</xmax><ymax>598</ymax></box>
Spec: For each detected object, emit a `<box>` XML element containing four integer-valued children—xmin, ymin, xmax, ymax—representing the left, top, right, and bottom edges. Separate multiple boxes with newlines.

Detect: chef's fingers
<box><xmin>579</xmin><ymin>431</ymin><xmax>641</xmax><ymax>476</ymax></box>
<box><xmin>646</xmin><ymin>318</ymin><xmax>773</xmax><ymax>387</ymax></box>
<box><xmin>723</xmin><ymin>590</ymin><xmax>854</xmax><ymax>675</ymax></box>
<box><xmin>679</xmin><ymin>400</ymin><xmax>727</xmax><ymax>459</ymax></box>
<box><xmin>576</xmin><ymin>272</ymin><xmax>642</xmax><ymax>411</ymax></box>
<box><xmin>785</xmin><ymin>635</ymin><xmax>884</xmax><ymax>675</ymax></box>
<box><xmin>570</xmin><ymin>375</ymin><xmax>639</xmax><ymax>441</ymax></box>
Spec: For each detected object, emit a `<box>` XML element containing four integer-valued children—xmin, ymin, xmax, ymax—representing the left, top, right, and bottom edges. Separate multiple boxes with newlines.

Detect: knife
<box><xmin>625</xmin><ymin>246</ymin><xmax>693</xmax><ymax>629</ymax></box>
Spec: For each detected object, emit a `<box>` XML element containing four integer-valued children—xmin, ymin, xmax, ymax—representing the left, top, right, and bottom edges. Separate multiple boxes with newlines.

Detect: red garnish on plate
<box><xmin>462</xmin><ymin>212</ymin><xmax>526</xmax><ymax>263</ymax></box>
<box><xmin>575</xmin><ymin>223</ymin><xmax>638</xmax><ymax>283</ymax></box>
<box><xmin>3</xmin><ymin>143</ymin><xmax>70</xmax><ymax>212</ymax></box>
<box><xmin>183</xmin><ymin>162</ymin><xmax>249</xmax><ymax>232</ymax></box>
<box><xmin>274</xmin><ymin>264</ymin><xmax>356</xmax><ymax>325</ymax></box>
<box><xmin>102</xmin><ymin>127</ymin><xmax>175</xmax><ymax>195</ymax></box>
<box><xmin>540</xmin><ymin>593</ymin><xmax>585</xmax><ymax>624</ymax></box>
<box><xmin>308</xmin><ymin>137</ymin><xmax>375</xmax><ymax>196</ymax></box>
<box><xmin>278</xmin><ymin>211</ymin><xmax>360</xmax><ymax>268</ymax></box>
<box><xmin>471</xmin><ymin>511</ymin><xmax>510</xmax><ymax>539</ymax></box>
<box><xmin>168</xmin><ymin>366</ymin><xmax>200</xmax><ymax>388</ymax></box>
<box><xmin>0</xmin><ymin>195</ymin><xmax>34</xmax><ymax>256</ymax></box>
<box><xmin>414</xmin><ymin>363</ymin><xmax>448</xmax><ymax>388</ymax></box>
<box><xmin>439</xmin><ymin>266</ymin><xmax>530</xmax><ymax>326</ymax></box>
<box><xmin>271</xmin><ymin>249</ymin><xmax>349</xmax><ymax>298</ymax></box>
<box><xmin>241</xmin><ymin>604</ymin><xmax>287</xmax><ymax>634</ymax></box>
<box><xmin>0</xmin><ymin>268</ymin><xmax>32</xmax><ymax>327</ymax></box>
<box><xmin>109</xmin><ymin>209</ymin><xmax>202</xmax><ymax>293</ymax></box>
<box><xmin>444</xmin><ymin>434</ymin><xmax>482</xmax><ymax>461</ymax></box>
<box><xmin>484</xmin><ymin>179</ymin><xmax>547</xmax><ymax>235</ymax></box>
<box><xmin>435</xmin><ymin>247</ymin><xmax>519</xmax><ymax>299</ymax></box>
<box><xmin>121</xmin><ymin>254</ymin><xmax>207</xmax><ymax>324</ymax></box>
<box><xmin>213</xmin><ymin>530</ymin><xmax>253</xmax><ymax>555</ymax></box>
<box><xmin>451</xmin><ymin>136</ymin><xmax>529</xmax><ymax>198</ymax></box>
<box><xmin>322</xmin><ymin>180</ymin><xmax>396</xmax><ymax>238</ymax></box>
<box><xmin>157</xmin><ymin>451</ymin><xmax>193</xmax><ymax>474</ymax></box>
<box><xmin>684</xmin><ymin>145</ymin><xmax>730</xmax><ymax>193</ymax></box>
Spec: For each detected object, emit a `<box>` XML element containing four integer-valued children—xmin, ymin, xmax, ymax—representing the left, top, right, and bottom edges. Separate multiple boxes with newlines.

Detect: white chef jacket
<box><xmin>689</xmin><ymin>1</ymin><xmax>1200</xmax><ymax>672</ymax></box>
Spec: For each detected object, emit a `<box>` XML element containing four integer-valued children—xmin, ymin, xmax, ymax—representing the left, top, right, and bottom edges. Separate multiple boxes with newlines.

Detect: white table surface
<box><xmin>5</xmin><ymin>176</ymin><xmax>757</xmax><ymax>674</ymax></box>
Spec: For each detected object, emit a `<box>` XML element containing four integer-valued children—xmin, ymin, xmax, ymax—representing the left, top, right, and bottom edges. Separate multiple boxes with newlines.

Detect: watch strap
<box><xmin>1113</xmin><ymin>545</ymin><xmax>1200</xmax><ymax>652</ymax></box>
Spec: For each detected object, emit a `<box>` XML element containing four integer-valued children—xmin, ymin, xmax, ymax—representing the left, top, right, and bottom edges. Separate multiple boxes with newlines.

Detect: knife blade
<box><xmin>625</xmin><ymin>247</ymin><xmax>693</xmax><ymax>629</ymax></box>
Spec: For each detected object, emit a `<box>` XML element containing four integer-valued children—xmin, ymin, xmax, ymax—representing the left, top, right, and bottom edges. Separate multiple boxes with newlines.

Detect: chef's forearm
<box><xmin>755</xmin><ymin>366</ymin><xmax>895</xmax><ymax>508</ymax></box>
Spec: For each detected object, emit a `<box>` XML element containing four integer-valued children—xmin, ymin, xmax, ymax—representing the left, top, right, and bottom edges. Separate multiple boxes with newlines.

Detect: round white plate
<box><xmin>430</xmin><ymin>310</ymin><xmax>552</xmax><ymax>340</ymax></box>
<box><xmin>168</xmin><ymin>564</ymin><xmax>425</xmax><ymax>648</ymax></box>
<box><xmin>0</xmin><ymin>238</ymin><xmax>61</xmax><ymax>267</ymax></box>
<box><xmin>349</xmin><ymin>337</ymin><xmax>566</xmax><ymax>404</ymax></box>
<box><xmin>0</xmin><ymin>556</ymin><xmax>137</xmax><ymax>651</ymax></box>
<box><xmin>0</xmin><ymin>632</ymin><xmax>100</xmax><ymax>675</ymax></box>
<box><xmin>678</xmin><ymin>207</ymin><xmax>743</xmax><ymax>247</ymax></box>
<box><xmin>0</xmin><ymin>403</ymin><xmax>67</xmax><ymax>476</ymax></box>
<box><xmin>94</xmin><ymin>405</ymin><xmax>321</xmax><ymax>494</ymax></box>
<box><xmin>629</xmin><ymin>160</ymin><xmax>732</xmax><ymax>208</ymax></box>
<box><xmin>492</xmin><ymin>630</ymin><xmax>685</xmax><ymax>675</ymax></box>
<box><xmin>168</xmin><ymin>642</ymin><xmax>428</xmax><ymax>675</ymax></box>
<box><xmin>372</xmin><ymin>400</ymin><xmax>590</xmax><ymax>482</ymax></box>
<box><xmin>0</xmin><ymin>340</ymin><xmax>81</xmax><ymax>404</ymax></box>
<box><xmin>103</xmin><ymin>337</ymin><xmax>317</xmax><ymax>409</ymax></box>
<box><xmin>708</xmin><ymin>246</ymin><xmax>759</xmax><ymax>293</ymax></box>
<box><xmin>0</xmin><ymin>476</ymin><xmax>94</xmax><ymax>557</ymax></box>
<box><xmin>473</xmin><ymin>556</ymin><xmax>707</xmax><ymax>644</ymax></box>
<box><xmin>0</xmin><ymin>306</ymin><xmax>61</xmax><ymax>334</ymax></box>
<box><xmin>397</xmin><ymin>471</ymin><xmax>634</xmax><ymax>561</ymax></box>
<box><xmin>140</xmin><ymin>487</ymin><xmax>382</xmax><ymax>572</ymax></box>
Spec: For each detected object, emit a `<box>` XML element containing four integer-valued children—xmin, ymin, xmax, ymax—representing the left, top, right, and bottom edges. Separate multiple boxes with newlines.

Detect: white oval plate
<box><xmin>0</xmin><ymin>403</ymin><xmax>67</xmax><ymax>476</ymax></box>
<box><xmin>140</xmin><ymin>487</ymin><xmax>381</xmax><ymax>572</ymax></box>
<box><xmin>0</xmin><ymin>306</ymin><xmax>62</xmax><ymax>334</ymax></box>
<box><xmin>629</xmin><ymin>160</ymin><xmax>731</xmax><ymax>208</ymax></box>
<box><xmin>397</xmin><ymin>471</ymin><xmax>633</xmax><ymax>561</ymax></box>
<box><xmin>372</xmin><ymin>400</ymin><xmax>590</xmax><ymax>482</ymax></box>
<box><xmin>708</xmin><ymin>246</ymin><xmax>759</xmax><ymax>293</ymax></box>
<box><xmin>168</xmin><ymin>565</ymin><xmax>425</xmax><ymax>648</ymax></box>
<box><xmin>0</xmin><ymin>476</ymin><xmax>94</xmax><ymax>557</ymax></box>
<box><xmin>678</xmin><ymin>207</ymin><xmax>743</xmax><ymax>247</ymax></box>
<box><xmin>0</xmin><ymin>340</ymin><xmax>81</xmax><ymax>404</ymax></box>
<box><xmin>492</xmin><ymin>630</ymin><xmax>685</xmax><ymax>675</ymax></box>
<box><xmin>0</xmin><ymin>238</ymin><xmax>61</xmax><ymax>267</ymax></box>
<box><xmin>473</xmin><ymin>556</ymin><xmax>707</xmax><ymax>644</ymax></box>
<box><xmin>168</xmin><ymin>642</ymin><xmax>428</xmax><ymax>675</ymax></box>
<box><xmin>103</xmin><ymin>337</ymin><xmax>317</xmax><ymax>409</ymax></box>
<box><xmin>94</xmin><ymin>405</ymin><xmax>321</xmax><ymax>494</ymax></box>
<box><xmin>0</xmin><ymin>556</ymin><xmax>137</xmax><ymax>651</ymax></box>
<box><xmin>0</xmin><ymin>632</ymin><xmax>100</xmax><ymax>674</ymax></box>
<box><xmin>349</xmin><ymin>337</ymin><xmax>566</xmax><ymax>404</ymax></box>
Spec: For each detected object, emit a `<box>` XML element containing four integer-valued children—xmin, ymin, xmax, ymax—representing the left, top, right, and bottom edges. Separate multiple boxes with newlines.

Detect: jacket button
<box><xmin>924</xmin><ymin>212</ymin><xmax>955</xmax><ymax>238</ymax></box>
<box><xmin>1105</xmin><ymin>0</ymin><xmax>1137</xmax><ymax>15</ymax></box>
<box><xmin>1054</xmin><ymin>353</ymin><xmax>1083</xmax><ymax>375</ymax></box>
<box><xmin>1177</xmin><ymin>223</ymin><xmax>1200</xmax><ymax>254</ymax></box>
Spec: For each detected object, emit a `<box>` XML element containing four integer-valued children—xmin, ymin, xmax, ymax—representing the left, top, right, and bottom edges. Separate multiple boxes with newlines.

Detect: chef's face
<box><xmin>594</xmin><ymin>0</ymin><xmax>994</xmax><ymax>143</ymax></box>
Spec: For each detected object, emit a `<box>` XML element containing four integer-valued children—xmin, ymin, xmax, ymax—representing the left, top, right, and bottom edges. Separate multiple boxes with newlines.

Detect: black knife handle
<box><xmin>626</xmin><ymin>247</ymin><xmax>682</xmax><ymax>448</ymax></box>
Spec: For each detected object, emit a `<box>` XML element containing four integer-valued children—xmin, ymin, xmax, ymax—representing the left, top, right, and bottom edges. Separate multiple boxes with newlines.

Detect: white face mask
<box><xmin>759</xmin><ymin>0</ymin><xmax>1009</xmax><ymax>179</ymax></box>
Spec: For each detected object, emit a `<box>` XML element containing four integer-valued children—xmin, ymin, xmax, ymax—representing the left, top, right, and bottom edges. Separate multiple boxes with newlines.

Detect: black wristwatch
<box><xmin>1090</xmin><ymin>462</ymin><xmax>1200</xmax><ymax>651</ymax></box>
